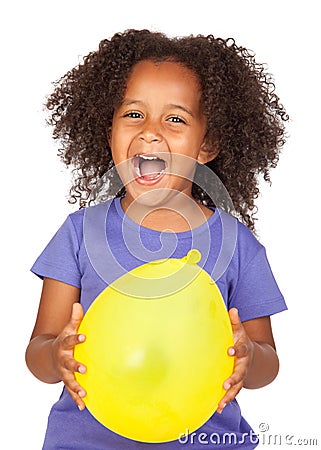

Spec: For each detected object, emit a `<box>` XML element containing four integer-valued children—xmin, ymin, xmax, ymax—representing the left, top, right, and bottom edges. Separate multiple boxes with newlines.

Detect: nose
<box><xmin>139</xmin><ymin>119</ymin><xmax>163</xmax><ymax>144</ymax></box>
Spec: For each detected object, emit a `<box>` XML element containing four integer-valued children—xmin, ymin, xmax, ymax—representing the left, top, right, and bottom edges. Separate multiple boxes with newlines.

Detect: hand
<box><xmin>51</xmin><ymin>302</ymin><xmax>87</xmax><ymax>410</ymax></box>
<box><xmin>217</xmin><ymin>308</ymin><xmax>254</xmax><ymax>414</ymax></box>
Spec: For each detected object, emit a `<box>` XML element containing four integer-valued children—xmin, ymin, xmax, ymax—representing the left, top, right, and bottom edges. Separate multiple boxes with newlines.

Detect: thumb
<box><xmin>228</xmin><ymin>307</ymin><xmax>244</xmax><ymax>337</ymax></box>
<box><xmin>68</xmin><ymin>302</ymin><xmax>84</xmax><ymax>332</ymax></box>
<box><xmin>229</xmin><ymin>308</ymin><xmax>241</xmax><ymax>327</ymax></box>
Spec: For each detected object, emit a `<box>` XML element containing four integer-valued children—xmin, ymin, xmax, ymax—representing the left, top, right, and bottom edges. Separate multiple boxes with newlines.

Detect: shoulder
<box><xmin>67</xmin><ymin>199</ymin><xmax>116</xmax><ymax>239</ymax></box>
<box><xmin>219</xmin><ymin>212</ymin><xmax>286</xmax><ymax>320</ymax></box>
<box><xmin>235</xmin><ymin>217</ymin><xmax>263</xmax><ymax>257</ymax></box>
<box><xmin>214</xmin><ymin>209</ymin><xmax>268</xmax><ymax>285</ymax></box>
<box><xmin>215</xmin><ymin>208</ymin><xmax>263</xmax><ymax>259</ymax></box>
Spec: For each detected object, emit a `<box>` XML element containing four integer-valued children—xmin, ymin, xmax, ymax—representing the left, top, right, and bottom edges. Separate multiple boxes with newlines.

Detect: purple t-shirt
<box><xmin>31</xmin><ymin>198</ymin><xmax>286</xmax><ymax>450</ymax></box>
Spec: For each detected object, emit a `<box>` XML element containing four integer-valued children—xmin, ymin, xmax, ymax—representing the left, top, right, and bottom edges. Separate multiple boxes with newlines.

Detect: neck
<box><xmin>120</xmin><ymin>194</ymin><xmax>213</xmax><ymax>233</ymax></box>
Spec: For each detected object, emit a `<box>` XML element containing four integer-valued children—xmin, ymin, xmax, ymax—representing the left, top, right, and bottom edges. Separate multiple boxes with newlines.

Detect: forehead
<box><xmin>124</xmin><ymin>60</ymin><xmax>202</xmax><ymax>105</ymax></box>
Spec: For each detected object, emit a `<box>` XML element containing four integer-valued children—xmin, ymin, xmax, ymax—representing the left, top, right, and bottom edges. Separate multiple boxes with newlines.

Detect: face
<box><xmin>109</xmin><ymin>60</ymin><xmax>214</xmax><ymax>208</ymax></box>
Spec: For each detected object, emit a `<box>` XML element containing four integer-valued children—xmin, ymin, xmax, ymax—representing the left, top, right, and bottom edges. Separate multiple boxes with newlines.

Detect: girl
<box><xmin>26</xmin><ymin>29</ymin><xmax>288</xmax><ymax>449</ymax></box>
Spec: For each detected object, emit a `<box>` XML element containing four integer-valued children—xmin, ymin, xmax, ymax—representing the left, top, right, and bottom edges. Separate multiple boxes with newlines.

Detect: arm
<box><xmin>25</xmin><ymin>277</ymin><xmax>87</xmax><ymax>410</ymax></box>
<box><xmin>217</xmin><ymin>308</ymin><xmax>279</xmax><ymax>413</ymax></box>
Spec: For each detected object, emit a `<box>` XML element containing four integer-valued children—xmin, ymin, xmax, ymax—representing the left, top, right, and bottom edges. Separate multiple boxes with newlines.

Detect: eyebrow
<box><xmin>120</xmin><ymin>99</ymin><xmax>195</xmax><ymax>117</ymax></box>
<box><xmin>121</xmin><ymin>99</ymin><xmax>144</xmax><ymax>107</ymax></box>
<box><xmin>168</xmin><ymin>103</ymin><xmax>195</xmax><ymax>117</ymax></box>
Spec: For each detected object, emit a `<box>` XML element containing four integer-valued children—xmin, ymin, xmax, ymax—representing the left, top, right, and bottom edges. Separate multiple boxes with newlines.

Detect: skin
<box><xmin>26</xmin><ymin>60</ymin><xmax>280</xmax><ymax>414</ymax></box>
<box><xmin>110</xmin><ymin>60</ymin><xmax>218</xmax><ymax>232</ymax></box>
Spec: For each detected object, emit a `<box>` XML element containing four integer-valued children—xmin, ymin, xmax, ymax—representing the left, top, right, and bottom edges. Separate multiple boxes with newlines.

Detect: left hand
<box><xmin>217</xmin><ymin>308</ymin><xmax>254</xmax><ymax>414</ymax></box>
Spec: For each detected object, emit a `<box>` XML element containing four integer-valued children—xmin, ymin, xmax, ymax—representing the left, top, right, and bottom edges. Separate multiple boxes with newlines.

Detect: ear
<box><xmin>197</xmin><ymin>140</ymin><xmax>219</xmax><ymax>164</ymax></box>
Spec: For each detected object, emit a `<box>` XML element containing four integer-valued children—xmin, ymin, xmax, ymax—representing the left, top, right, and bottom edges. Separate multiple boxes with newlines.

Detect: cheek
<box><xmin>169</xmin><ymin>132</ymin><xmax>203</xmax><ymax>156</ymax></box>
<box><xmin>109</xmin><ymin>128</ymin><xmax>126</xmax><ymax>158</ymax></box>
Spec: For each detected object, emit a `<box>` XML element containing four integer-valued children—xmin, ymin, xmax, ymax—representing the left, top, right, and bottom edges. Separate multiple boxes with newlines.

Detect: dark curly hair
<box><xmin>46</xmin><ymin>29</ymin><xmax>288</xmax><ymax>231</ymax></box>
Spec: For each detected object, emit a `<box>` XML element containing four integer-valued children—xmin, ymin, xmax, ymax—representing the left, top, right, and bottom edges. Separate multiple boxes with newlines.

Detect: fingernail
<box><xmin>217</xmin><ymin>403</ymin><xmax>226</xmax><ymax>414</ymax></box>
<box><xmin>78</xmin><ymin>365</ymin><xmax>86</xmax><ymax>374</ymax></box>
<box><xmin>78</xmin><ymin>404</ymin><xmax>84</xmax><ymax>411</ymax></box>
<box><xmin>78</xmin><ymin>389</ymin><xmax>86</xmax><ymax>398</ymax></box>
<box><xmin>78</xmin><ymin>334</ymin><xmax>86</xmax><ymax>342</ymax></box>
<box><xmin>228</xmin><ymin>347</ymin><xmax>236</xmax><ymax>356</ymax></box>
<box><xmin>224</xmin><ymin>382</ymin><xmax>231</xmax><ymax>390</ymax></box>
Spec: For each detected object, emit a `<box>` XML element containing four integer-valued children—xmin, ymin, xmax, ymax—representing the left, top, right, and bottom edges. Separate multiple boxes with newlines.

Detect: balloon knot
<box><xmin>184</xmin><ymin>249</ymin><xmax>201</xmax><ymax>265</ymax></box>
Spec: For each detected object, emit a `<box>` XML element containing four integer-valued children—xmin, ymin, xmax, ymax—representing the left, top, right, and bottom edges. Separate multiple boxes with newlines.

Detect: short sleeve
<box><xmin>229</xmin><ymin>246</ymin><xmax>287</xmax><ymax>322</ymax></box>
<box><xmin>31</xmin><ymin>216</ymin><xmax>82</xmax><ymax>288</ymax></box>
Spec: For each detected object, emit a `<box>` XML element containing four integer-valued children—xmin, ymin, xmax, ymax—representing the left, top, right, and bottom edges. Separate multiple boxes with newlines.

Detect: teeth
<box><xmin>138</xmin><ymin>154</ymin><xmax>158</xmax><ymax>160</ymax></box>
<box><xmin>132</xmin><ymin>154</ymin><xmax>167</xmax><ymax>180</ymax></box>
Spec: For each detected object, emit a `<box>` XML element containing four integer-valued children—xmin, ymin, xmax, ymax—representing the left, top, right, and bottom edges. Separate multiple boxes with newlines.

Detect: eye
<box><xmin>123</xmin><ymin>111</ymin><xmax>143</xmax><ymax>119</ymax></box>
<box><xmin>168</xmin><ymin>116</ymin><xmax>186</xmax><ymax>124</ymax></box>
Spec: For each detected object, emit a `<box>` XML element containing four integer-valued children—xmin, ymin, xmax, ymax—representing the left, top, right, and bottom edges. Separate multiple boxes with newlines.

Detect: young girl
<box><xmin>26</xmin><ymin>29</ymin><xmax>288</xmax><ymax>449</ymax></box>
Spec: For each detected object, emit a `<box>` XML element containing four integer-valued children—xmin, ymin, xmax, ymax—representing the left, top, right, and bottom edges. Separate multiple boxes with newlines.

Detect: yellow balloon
<box><xmin>74</xmin><ymin>250</ymin><xmax>234</xmax><ymax>443</ymax></box>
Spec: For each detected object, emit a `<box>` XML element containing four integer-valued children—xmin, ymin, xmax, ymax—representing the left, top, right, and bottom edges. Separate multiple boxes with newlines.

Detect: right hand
<box><xmin>51</xmin><ymin>302</ymin><xmax>87</xmax><ymax>410</ymax></box>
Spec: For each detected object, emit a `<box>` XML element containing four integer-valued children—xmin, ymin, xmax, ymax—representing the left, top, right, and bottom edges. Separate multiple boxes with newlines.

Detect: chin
<box><xmin>127</xmin><ymin>186</ymin><xmax>173</xmax><ymax>208</ymax></box>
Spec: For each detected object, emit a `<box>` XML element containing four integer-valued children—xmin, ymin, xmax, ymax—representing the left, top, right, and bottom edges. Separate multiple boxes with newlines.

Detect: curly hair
<box><xmin>46</xmin><ymin>29</ymin><xmax>288</xmax><ymax>231</ymax></box>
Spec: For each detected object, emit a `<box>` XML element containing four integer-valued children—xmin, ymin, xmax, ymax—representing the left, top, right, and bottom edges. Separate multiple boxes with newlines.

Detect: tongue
<box><xmin>140</xmin><ymin>159</ymin><xmax>165</xmax><ymax>177</ymax></box>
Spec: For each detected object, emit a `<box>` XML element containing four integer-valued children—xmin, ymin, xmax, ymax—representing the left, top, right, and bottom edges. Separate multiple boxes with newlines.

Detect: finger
<box><xmin>223</xmin><ymin>359</ymin><xmax>248</xmax><ymax>390</ymax></box>
<box><xmin>62</xmin><ymin>333</ymin><xmax>86</xmax><ymax>350</ymax></box>
<box><xmin>64</xmin><ymin>376</ymin><xmax>87</xmax><ymax>398</ymax></box>
<box><xmin>65</xmin><ymin>385</ymin><xmax>87</xmax><ymax>411</ymax></box>
<box><xmin>229</xmin><ymin>308</ymin><xmax>242</xmax><ymax>330</ymax></box>
<box><xmin>67</xmin><ymin>302</ymin><xmax>84</xmax><ymax>333</ymax></box>
<box><xmin>223</xmin><ymin>372</ymin><xmax>244</xmax><ymax>391</ymax></box>
<box><xmin>63</xmin><ymin>372</ymin><xmax>87</xmax><ymax>403</ymax></box>
<box><xmin>228</xmin><ymin>342</ymin><xmax>250</xmax><ymax>358</ymax></box>
<box><xmin>217</xmin><ymin>381</ymin><xmax>243</xmax><ymax>414</ymax></box>
<box><xmin>62</xmin><ymin>356</ymin><xmax>87</xmax><ymax>374</ymax></box>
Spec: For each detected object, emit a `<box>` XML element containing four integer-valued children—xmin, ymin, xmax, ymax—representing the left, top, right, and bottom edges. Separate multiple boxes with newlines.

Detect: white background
<box><xmin>1</xmin><ymin>0</ymin><xmax>320</xmax><ymax>448</ymax></box>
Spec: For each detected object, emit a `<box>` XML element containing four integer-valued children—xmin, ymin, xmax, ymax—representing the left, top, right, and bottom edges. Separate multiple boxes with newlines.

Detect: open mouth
<box><xmin>132</xmin><ymin>154</ymin><xmax>167</xmax><ymax>183</ymax></box>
